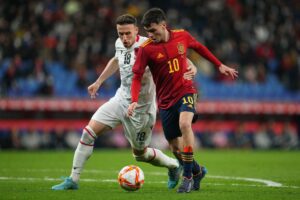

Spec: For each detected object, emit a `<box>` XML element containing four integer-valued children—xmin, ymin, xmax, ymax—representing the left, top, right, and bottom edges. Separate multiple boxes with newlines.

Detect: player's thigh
<box><xmin>178</xmin><ymin>93</ymin><xmax>197</xmax><ymax>114</ymax></box>
<box><xmin>88</xmin><ymin>119</ymin><xmax>112</xmax><ymax>136</ymax></box>
<box><xmin>159</xmin><ymin>107</ymin><xmax>181</xmax><ymax>141</ymax></box>
<box><xmin>122</xmin><ymin>113</ymin><xmax>153</xmax><ymax>151</ymax></box>
<box><xmin>91</xmin><ymin>97</ymin><xmax>122</xmax><ymax>135</ymax></box>
<box><xmin>179</xmin><ymin>112</ymin><xmax>194</xmax><ymax>131</ymax></box>
<box><xmin>178</xmin><ymin>93</ymin><xmax>196</xmax><ymax>129</ymax></box>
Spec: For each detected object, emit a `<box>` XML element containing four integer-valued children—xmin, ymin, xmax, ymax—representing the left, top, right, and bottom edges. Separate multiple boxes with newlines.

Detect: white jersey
<box><xmin>92</xmin><ymin>35</ymin><xmax>156</xmax><ymax>150</ymax></box>
<box><xmin>114</xmin><ymin>35</ymin><xmax>156</xmax><ymax>111</ymax></box>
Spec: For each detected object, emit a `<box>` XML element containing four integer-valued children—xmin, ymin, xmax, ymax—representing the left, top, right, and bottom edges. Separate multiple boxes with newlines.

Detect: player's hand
<box><xmin>183</xmin><ymin>64</ymin><xmax>197</xmax><ymax>80</ymax></box>
<box><xmin>127</xmin><ymin>102</ymin><xmax>138</xmax><ymax>117</ymax></box>
<box><xmin>88</xmin><ymin>82</ymin><xmax>100</xmax><ymax>99</ymax></box>
<box><xmin>219</xmin><ymin>64</ymin><xmax>238</xmax><ymax>79</ymax></box>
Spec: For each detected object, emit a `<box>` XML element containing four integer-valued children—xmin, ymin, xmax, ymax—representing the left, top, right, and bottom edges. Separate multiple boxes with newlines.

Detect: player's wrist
<box><xmin>95</xmin><ymin>80</ymin><xmax>101</xmax><ymax>87</ymax></box>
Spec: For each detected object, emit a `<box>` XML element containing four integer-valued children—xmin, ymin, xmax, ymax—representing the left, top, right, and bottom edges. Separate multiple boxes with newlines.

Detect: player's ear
<box><xmin>161</xmin><ymin>21</ymin><xmax>167</xmax><ymax>28</ymax></box>
<box><xmin>135</xmin><ymin>26</ymin><xmax>138</xmax><ymax>33</ymax></box>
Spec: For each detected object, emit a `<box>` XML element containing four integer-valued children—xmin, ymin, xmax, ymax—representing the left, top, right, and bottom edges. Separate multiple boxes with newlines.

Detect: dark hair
<box><xmin>116</xmin><ymin>14</ymin><xmax>137</xmax><ymax>26</ymax></box>
<box><xmin>141</xmin><ymin>8</ymin><xmax>167</xmax><ymax>27</ymax></box>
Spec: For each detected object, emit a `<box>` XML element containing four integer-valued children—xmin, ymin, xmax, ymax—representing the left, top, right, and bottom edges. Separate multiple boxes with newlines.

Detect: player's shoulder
<box><xmin>171</xmin><ymin>29</ymin><xmax>188</xmax><ymax>36</ymax></box>
<box><xmin>140</xmin><ymin>38</ymin><xmax>153</xmax><ymax>48</ymax></box>
<box><xmin>136</xmin><ymin>35</ymin><xmax>149</xmax><ymax>47</ymax></box>
<box><xmin>138</xmin><ymin>35</ymin><xmax>149</xmax><ymax>43</ymax></box>
<box><xmin>115</xmin><ymin>38</ymin><xmax>124</xmax><ymax>48</ymax></box>
<box><xmin>171</xmin><ymin>29</ymin><xmax>185</xmax><ymax>33</ymax></box>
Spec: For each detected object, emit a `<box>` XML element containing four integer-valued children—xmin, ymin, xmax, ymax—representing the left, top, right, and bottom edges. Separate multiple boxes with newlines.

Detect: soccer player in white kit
<box><xmin>52</xmin><ymin>14</ymin><xmax>196</xmax><ymax>191</ymax></box>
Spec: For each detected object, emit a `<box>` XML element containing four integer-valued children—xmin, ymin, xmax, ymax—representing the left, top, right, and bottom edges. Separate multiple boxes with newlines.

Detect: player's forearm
<box><xmin>96</xmin><ymin>57</ymin><xmax>119</xmax><ymax>85</ymax></box>
<box><xmin>131</xmin><ymin>73</ymin><xmax>143</xmax><ymax>103</ymax></box>
<box><xmin>194</xmin><ymin>43</ymin><xmax>222</xmax><ymax>67</ymax></box>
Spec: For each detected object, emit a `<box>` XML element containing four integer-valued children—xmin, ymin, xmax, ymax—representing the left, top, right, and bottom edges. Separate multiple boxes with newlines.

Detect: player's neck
<box><xmin>162</xmin><ymin>29</ymin><xmax>170</xmax><ymax>42</ymax></box>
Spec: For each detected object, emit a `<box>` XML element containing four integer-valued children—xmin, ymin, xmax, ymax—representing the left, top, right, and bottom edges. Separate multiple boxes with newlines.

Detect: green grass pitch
<box><xmin>0</xmin><ymin>150</ymin><xmax>299</xmax><ymax>200</ymax></box>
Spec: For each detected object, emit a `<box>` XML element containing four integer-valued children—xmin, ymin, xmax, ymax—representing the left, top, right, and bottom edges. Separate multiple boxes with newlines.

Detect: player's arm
<box><xmin>183</xmin><ymin>58</ymin><xmax>197</xmax><ymax>80</ymax></box>
<box><xmin>127</xmin><ymin>47</ymin><xmax>148</xmax><ymax>116</ymax></box>
<box><xmin>186</xmin><ymin>31</ymin><xmax>238</xmax><ymax>79</ymax></box>
<box><xmin>88</xmin><ymin>57</ymin><xmax>119</xmax><ymax>99</ymax></box>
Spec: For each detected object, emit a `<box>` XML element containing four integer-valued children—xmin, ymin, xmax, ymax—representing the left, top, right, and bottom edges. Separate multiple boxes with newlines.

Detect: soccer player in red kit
<box><xmin>127</xmin><ymin>8</ymin><xmax>238</xmax><ymax>193</ymax></box>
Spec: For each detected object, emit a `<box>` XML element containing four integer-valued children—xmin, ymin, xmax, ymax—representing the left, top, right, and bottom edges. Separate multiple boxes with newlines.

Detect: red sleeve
<box><xmin>131</xmin><ymin>47</ymin><xmax>149</xmax><ymax>103</ymax></box>
<box><xmin>185</xmin><ymin>31</ymin><xmax>222</xmax><ymax>67</ymax></box>
<box><xmin>131</xmin><ymin>75</ymin><xmax>142</xmax><ymax>102</ymax></box>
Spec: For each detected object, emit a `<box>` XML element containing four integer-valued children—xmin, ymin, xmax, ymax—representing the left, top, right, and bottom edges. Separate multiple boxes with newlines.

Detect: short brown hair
<box><xmin>116</xmin><ymin>14</ymin><xmax>137</xmax><ymax>26</ymax></box>
<box><xmin>142</xmin><ymin>8</ymin><xmax>166</xmax><ymax>28</ymax></box>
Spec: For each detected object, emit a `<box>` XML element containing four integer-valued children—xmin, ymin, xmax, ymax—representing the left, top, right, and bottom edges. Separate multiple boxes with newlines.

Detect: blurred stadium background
<box><xmin>0</xmin><ymin>0</ymin><xmax>299</xmax><ymax>150</ymax></box>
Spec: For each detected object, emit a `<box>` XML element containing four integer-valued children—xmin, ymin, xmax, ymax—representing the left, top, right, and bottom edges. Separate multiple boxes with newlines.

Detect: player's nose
<box><xmin>122</xmin><ymin>38</ymin><xmax>128</xmax><ymax>44</ymax></box>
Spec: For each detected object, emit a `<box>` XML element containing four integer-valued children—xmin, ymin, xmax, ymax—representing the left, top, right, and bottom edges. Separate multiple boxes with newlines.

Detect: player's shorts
<box><xmin>91</xmin><ymin>96</ymin><xmax>156</xmax><ymax>150</ymax></box>
<box><xmin>159</xmin><ymin>93</ymin><xmax>197</xmax><ymax>141</ymax></box>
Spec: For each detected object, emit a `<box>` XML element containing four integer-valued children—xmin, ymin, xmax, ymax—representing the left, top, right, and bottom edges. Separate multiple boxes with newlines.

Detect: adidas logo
<box><xmin>156</xmin><ymin>52</ymin><xmax>164</xmax><ymax>59</ymax></box>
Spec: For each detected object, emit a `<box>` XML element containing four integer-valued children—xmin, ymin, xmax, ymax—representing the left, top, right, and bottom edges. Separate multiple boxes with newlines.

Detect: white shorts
<box><xmin>91</xmin><ymin>96</ymin><xmax>156</xmax><ymax>150</ymax></box>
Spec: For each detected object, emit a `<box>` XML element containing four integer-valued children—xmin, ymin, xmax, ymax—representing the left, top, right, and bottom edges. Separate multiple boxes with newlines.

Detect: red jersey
<box><xmin>131</xmin><ymin>29</ymin><xmax>222</xmax><ymax>109</ymax></box>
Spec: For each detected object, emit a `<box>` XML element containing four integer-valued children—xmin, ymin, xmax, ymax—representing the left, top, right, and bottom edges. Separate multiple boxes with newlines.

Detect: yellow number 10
<box><xmin>183</xmin><ymin>96</ymin><xmax>194</xmax><ymax>104</ymax></box>
<box><xmin>168</xmin><ymin>58</ymin><xmax>180</xmax><ymax>73</ymax></box>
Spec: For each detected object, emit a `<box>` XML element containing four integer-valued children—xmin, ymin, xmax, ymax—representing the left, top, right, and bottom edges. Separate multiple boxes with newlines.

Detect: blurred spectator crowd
<box><xmin>0</xmin><ymin>121</ymin><xmax>298</xmax><ymax>150</ymax></box>
<box><xmin>0</xmin><ymin>127</ymin><xmax>130</xmax><ymax>150</ymax></box>
<box><xmin>0</xmin><ymin>0</ymin><xmax>299</xmax><ymax>100</ymax></box>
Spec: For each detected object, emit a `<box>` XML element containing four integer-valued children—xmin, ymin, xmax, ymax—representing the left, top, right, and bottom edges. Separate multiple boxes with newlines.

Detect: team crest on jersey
<box><xmin>177</xmin><ymin>43</ymin><xmax>185</xmax><ymax>54</ymax></box>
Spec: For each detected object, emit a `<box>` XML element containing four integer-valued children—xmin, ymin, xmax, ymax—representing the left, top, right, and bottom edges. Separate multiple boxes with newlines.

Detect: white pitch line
<box><xmin>208</xmin><ymin>175</ymin><xmax>282</xmax><ymax>187</ymax></box>
<box><xmin>0</xmin><ymin>176</ymin><xmax>299</xmax><ymax>189</ymax></box>
<box><xmin>0</xmin><ymin>168</ymin><xmax>298</xmax><ymax>189</ymax></box>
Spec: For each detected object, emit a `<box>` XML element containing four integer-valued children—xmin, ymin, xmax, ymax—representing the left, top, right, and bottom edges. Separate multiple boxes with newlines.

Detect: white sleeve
<box><xmin>114</xmin><ymin>39</ymin><xmax>120</xmax><ymax>59</ymax></box>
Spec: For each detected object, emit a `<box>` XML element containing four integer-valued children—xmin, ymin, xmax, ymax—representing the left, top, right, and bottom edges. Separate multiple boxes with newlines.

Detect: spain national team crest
<box><xmin>177</xmin><ymin>43</ymin><xmax>185</xmax><ymax>54</ymax></box>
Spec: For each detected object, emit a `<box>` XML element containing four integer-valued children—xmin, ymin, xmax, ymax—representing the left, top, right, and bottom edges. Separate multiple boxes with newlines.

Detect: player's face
<box><xmin>117</xmin><ymin>24</ymin><xmax>138</xmax><ymax>48</ymax></box>
<box><xmin>144</xmin><ymin>22</ymin><xmax>167</xmax><ymax>43</ymax></box>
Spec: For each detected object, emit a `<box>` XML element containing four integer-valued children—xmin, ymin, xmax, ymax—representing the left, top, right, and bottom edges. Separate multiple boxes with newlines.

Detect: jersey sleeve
<box><xmin>131</xmin><ymin>47</ymin><xmax>149</xmax><ymax>102</ymax></box>
<box><xmin>185</xmin><ymin>31</ymin><xmax>222</xmax><ymax>67</ymax></box>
